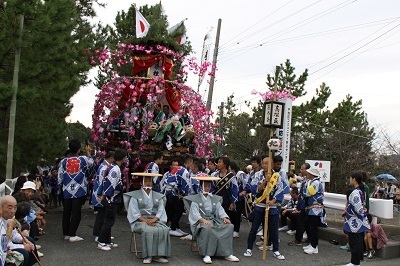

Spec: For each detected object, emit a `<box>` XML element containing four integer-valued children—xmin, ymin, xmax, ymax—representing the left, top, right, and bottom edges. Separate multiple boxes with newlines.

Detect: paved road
<box><xmin>38</xmin><ymin>204</ymin><xmax>399</xmax><ymax>266</ymax></box>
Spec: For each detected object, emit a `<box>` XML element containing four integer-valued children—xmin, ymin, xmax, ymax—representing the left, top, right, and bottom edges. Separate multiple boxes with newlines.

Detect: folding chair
<box><xmin>123</xmin><ymin>190</ymin><xmax>167</xmax><ymax>258</ymax></box>
<box><xmin>183</xmin><ymin>196</ymin><xmax>198</xmax><ymax>252</ymax></box>
<box><xmin>129</xmin><ymin>231</ymin><xmax>143</xmax><ymax>258</ymax></box>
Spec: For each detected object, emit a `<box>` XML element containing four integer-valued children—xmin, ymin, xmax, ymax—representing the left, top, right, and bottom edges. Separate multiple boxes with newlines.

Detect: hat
<box><xmin>306</xmin><ymin>168</ymin><xmax>320</xmax><ymax>177</ymax></box>
<box><xmin>21</xmin><ymin>181</ymin><xmax>36</xmax><ymax>191</ymax></box>
<box><xmin>131</xmin><ymin>172</ymin><xmax>162</xmax><ymax>177</ymax></box>
<box><xmin>192</xmin><ymin>173</ymin><xmax>221</xmax><ymax>181</ymax></box>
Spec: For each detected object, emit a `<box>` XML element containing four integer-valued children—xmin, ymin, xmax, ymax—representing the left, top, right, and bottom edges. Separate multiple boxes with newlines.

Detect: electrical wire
<box><xmin>309</xmin><ymin>21</ymin><xmax>400</xmax><ymax>75</ymax></box>
<box><xmin>219</xmin><ymin>16</ymin><xmax>400</xmax><ymax>54</ymax></box>
<box><xmin>218</xmin><ymin>0</ymin><xmax>357</xmax><ymax>63</ymax></box>
<box><xmin>219</xmin><ymin>0</ymin><xmax>296</xmax><ymax>50</ymax></box>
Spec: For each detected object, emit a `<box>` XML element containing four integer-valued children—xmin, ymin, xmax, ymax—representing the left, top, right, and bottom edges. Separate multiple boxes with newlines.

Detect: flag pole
<box><xmin>261</xmin><ymin>70</ymin><xmax>279</xmax><ymax>260</ymax></box>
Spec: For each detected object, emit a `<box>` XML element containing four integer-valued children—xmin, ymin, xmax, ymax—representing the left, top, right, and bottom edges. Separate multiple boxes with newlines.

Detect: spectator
<box><xmin>1</xmin><ymin>195</ymin><xmax>40</xmax><ymax>266</ymax></box>
<box><xmin>12</xmin><ymin>175</ymin><xmax>28</xmax><ymax>196</ymax></box>
<box><xmin>364</xmin><ymin>213</ymin><xmax>388</xmax><ymax>259</ymax></box>
<box><xmin>279</xmin><ymin>187</ymin><xmax>299</xmax><ymax>235</ymax></box>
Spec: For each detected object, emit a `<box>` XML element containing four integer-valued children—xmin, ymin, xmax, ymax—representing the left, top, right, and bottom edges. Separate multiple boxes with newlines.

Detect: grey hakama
<box><xmin>188</xmin><ymin>194</ymin><xmax>234</xmax><ymax>257</ymax></box>
<box><xmin>126</xmin><ymin>189</ymin><xmax>171</xmax><ymax>258</ymax></box>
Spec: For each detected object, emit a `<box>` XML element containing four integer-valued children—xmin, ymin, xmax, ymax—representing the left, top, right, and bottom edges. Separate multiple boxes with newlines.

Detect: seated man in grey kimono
<box><xmin>186</xmin><ymin>173</ymin><xmax>239</xmax><ymax>264</ymax></box>
<box><xmin>125</xmin><ymin>173</ymin><xmax>170</xmax><ymax>264</ymax></box>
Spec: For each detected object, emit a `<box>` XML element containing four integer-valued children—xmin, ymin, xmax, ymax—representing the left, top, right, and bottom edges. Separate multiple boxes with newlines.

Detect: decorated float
<box><xmin>88</xmin><ymin>4</ymin><xmax>216</xmax><ymax>188</ymax></box>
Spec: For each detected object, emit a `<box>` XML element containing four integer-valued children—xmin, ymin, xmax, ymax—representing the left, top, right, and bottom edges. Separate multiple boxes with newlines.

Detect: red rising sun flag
<box><xmin>136</xmin><ymin>9</ymin><xmax>150</xmax><ymax>38</ymax></box>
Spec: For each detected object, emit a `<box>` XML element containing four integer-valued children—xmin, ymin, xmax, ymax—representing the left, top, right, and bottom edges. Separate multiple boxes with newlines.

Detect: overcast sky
<box><xmin>68</xmin><ymin>0</ymin><xmax>400</xmax><ymax>142</ymax></box>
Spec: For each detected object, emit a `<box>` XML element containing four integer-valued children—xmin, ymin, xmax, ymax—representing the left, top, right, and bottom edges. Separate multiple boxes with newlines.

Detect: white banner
<box><xmin>198</xmin><ymin>28</ymin><xmax>213</xmax><ymax>88</ymax></box>
<box><xmin>274</xmin><ymin>98</ymin><xmax>292</xmax><ymax>172</ymax></box>
<box><xmin>305</xmin><ymin>160</ymin><xmax>331</xmax><ymax>182</ymax></box>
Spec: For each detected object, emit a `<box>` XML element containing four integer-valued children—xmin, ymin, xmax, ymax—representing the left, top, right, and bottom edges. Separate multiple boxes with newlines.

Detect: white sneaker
<box><xmin>69</xmin><ymin>236</ymin><xmax>84</xmax><ymax>242</ymax></box>
<box><xmin>233</xmin><ymin>231</ymin><xmax>240</xmax><ymax>238</ymax></box>
<box><xmin>180</xmin><ymin>234</ymin><xmax>193</xmax><ymax>240</ymax></box>
<box><xmin>243</xmin><ymin>249</ymin><xmax>252</xmax><ymax>257</ymax></box>
<box><xmin>273</xmin><ymin>251</ymin><xmax>285</xmax><ymax>260</ymax></box>
<box><xmin>303</xmin><ymin>244</ymin><xmax>312</xmax><ymax>250</ymax></box>
<box><xmin>304</xmin><ymin>246</ymin><xmax>318</xmax><ymax>254</ymax></box>
<box><xmin>64</xmin><ymin>235</ymin><xmax>70</xmax><ymax>240</ymax></box>
<box><xmin>143</xmin><ymin>257</ymin><xmax>152</xmax><ymax>264</ymax></box>
<box><xmin>343</xmin><ymin>263</ymin><xmax>359</xmax><ymax>266</ymax></box>
<box><xmin>94</xmin><ymin>236</ymin><xmax>99</xmax><ymax>242</ymax></box>
<box><xmin>278</xmin><ymin>225</ymin><xmax>288</xmax><ymax>231</ymax></box>
<box><xmin>287</xmin><ymin>230</ymin><xmax>296</xmax><ymax>235</ymax></box>
<box><xmin>97</xmin><ymin>243</ymin><xmax>111</xmax><ymax>251</ymax></box>
<box><xmin>303</xmin><ymin>232</ymin><xmax>308</xmax><ymax>240</ymax></box>
<box><xmin>176</xmin><ymin>229</ymin><xmax>189</xmax><ymax>236</ymax></box>
<box><xmin>225</xmin><ymin>255</ymin><xmax>239</xmax><ymax>262</ymax></box>
<box><xmin>36</xmin><ymin>245</ymin><xmax>42</xmax><ymax>250</ymax></box>
<box><xmin>37</xmin><ymin>251</ymin><xmax>44</xmax><ymax>258</ymax></box>
<box><xmin>153</xmin><ymin>257</ymin><xmax>168</xmax><ymax>263</ymax></box>
<box><xmin>107</xmin><ymin>242</ymin><xmax>118</xmax><ymax>248</ymax></box>
<box><xmin>256</xmin><ymin>229</ymin><xmax>263</xmax><ymax>236</ymax></box>
<box><xmin>258</xmin><ymin>245</ymin><xmax>272</xmax><ymax>251</ymax></box>
<box><xmin>169</xmin><ymin>230</ymin><xmax>184</xmax><ymax>237</ymax></box>
<box><xmin>203</xmin><ymin>256</ymin><xmax>212</xmax><ymax>264</ymax></box>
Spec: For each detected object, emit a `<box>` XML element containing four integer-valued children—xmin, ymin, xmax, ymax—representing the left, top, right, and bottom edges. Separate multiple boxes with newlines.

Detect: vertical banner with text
<box><xmin>274</xmin><ymin>98</ymin><xmax>292</xmax><ymax>172</ymax></box>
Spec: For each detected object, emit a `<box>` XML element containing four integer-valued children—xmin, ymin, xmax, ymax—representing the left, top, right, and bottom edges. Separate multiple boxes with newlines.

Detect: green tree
<box><xmin>0</xmin><ymin>0</ymin><xmax>103</xmax><ymax>176</ymax></box>
<box><xmin>93</xmin><ymin>3</ymin><xmax>192</xmax><ymax>88</ymax></box>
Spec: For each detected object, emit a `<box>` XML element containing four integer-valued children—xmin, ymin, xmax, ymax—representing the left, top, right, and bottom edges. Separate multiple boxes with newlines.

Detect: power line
<box><xmin>219</xmin><ymin>16</ymin><xmax>400</xmax><ymax>54</ymax></box>
<box><xmin>219</xmin><ymin>0</ymin><xmax>296</xmax><ymax>50</ymax></box>
<box><xmin>219</xmin><ymin>0</ymin><xmax>322</xmax><ymax>51</ymax></box>
<box><xmin>309</xmin><ymin>21</ymin><xmax>400</xmax><ymax>75</ymax></box>
<box><xmin>307</xmin><ymin>31</ymin><xmax>400</xmax><ymax>83</ymax></box>
<box><xmin>218</xmin><ymin>0</ymin><xmax>357</xmax><ymax>64</ymax></box>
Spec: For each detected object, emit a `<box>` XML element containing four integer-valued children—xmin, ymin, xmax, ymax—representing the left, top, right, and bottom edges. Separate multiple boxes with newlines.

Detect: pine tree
<box><xmin>0</xmin><ymin>0</ymin><xmax>103</xmax><ymax>176</ymax></box>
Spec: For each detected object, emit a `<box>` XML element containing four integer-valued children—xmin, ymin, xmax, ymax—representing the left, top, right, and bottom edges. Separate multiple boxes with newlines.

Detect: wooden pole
<box><xmin>17</xmin><ymin>227</ymin><xmax>42</xmax><ymax>266</ymax></box>
<box><xmin>6</xmin><ymin>14</ymin><xmax>24</xmax><ymax>186</ymax></box>
<box><xmin>261</xmin><ymin>76</ymin><xmax>279</xmax><ymax>260</ymax></box>
<box><xmin>206</xmin><ymin>18</ymin><xmax>221</xmax><ymax>110</ymax></box>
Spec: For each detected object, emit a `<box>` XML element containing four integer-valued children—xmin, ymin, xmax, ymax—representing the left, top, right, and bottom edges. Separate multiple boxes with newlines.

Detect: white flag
<box><xmin>198</xmin><ymin>28</ymin><xmax>213</xmax><ymax>88</ymax></box>
<box><xmin>177</xmin><ymin>34</ymin><xmax>186</xmax><ymax>45</ymax></box>
<box><xmin>168</xmin><ymin>19</ymin><xmax>187</xmax><ymax>34</ymax></box>
<box><xmin>136</xmin><ymin>9</ymin><xmax>150</xmax><ymax>38</ymax></box>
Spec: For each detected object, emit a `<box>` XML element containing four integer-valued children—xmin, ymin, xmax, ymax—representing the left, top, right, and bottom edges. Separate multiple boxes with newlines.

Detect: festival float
<box><xmin>88</xmin><ymin>4</ymin><xmax>216</xmax><ymax>188</ymax></box>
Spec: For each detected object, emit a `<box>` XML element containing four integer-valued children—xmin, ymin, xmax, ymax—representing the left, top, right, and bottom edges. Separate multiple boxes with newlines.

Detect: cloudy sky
<box><xmin>68</xmin><ymin>0</ymin><xmax>400</xmax><ymax>142</ymax></box>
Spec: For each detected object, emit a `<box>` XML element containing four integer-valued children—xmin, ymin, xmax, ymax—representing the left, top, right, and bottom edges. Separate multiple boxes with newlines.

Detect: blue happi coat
<box><xmin>344</xmin><ymin>187</ymin><xmax>370</xmax><ymax>233</ymax></box>
<box><xmin>58</xmin><ymin>154</ymin><xmax>93</xmax><ymax>199</ymax></box>
<box><xmin>305</xmin><ymin>177</ymin><xmax>324</xmax><ymax>217</ymax></box>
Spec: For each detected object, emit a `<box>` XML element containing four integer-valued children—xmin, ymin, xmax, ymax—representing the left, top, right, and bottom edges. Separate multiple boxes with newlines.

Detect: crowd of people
<box><xmin>0</xmin><ymin>138</ymin><xmax>393</xmax><ymax>266</ymax></box>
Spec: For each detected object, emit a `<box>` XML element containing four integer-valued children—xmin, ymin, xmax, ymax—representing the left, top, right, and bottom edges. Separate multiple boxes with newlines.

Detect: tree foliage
<box><xmin>220</xmin><ymin>60</ymin><xmax>375</xmax><ymax>192</ymax></box>
<box><xmin>0</xmin><ymin>0</ymin><xmax>103</xmax><ymax>176</ymax></box>
<box><xmin>93</xmin><ymin>3</ymin><xmax>193</xmax><ymax>88</ymax></box>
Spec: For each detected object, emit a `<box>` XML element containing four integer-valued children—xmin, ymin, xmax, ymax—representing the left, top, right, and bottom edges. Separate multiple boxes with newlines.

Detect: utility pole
<box><xmin>6</xmin><ymin>14</ymin><xmax>24</xmax><ymax>186</ymax></box>
<box><xmin>217</xmin><ymin>102</ymin><xmax>224</xmax><ymax>156</ymax></box>
<box><xmin>206</xmin><ymin>18</ymin><xmax>221</xmax><ymax>110</ymax></box>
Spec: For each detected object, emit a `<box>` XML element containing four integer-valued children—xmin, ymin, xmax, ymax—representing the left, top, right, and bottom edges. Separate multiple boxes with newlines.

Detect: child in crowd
<box><xmin>364</xmin><ymin>213</ymin><xmax>388</xmax><ymax>259</ymax></box>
